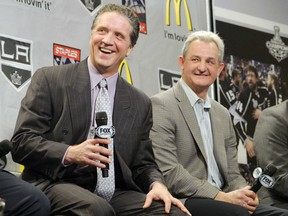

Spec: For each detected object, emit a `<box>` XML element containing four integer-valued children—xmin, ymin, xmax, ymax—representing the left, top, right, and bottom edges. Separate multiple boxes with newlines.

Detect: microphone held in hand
<box><xmin>250</xmin><ymin>164</ymin><xmax>277</xmax><ymax>193</ymax></box>
<box><xmin>95</xmin><ymin>112</ymin><xmax>115</xmax><ymax>178</ymax></box>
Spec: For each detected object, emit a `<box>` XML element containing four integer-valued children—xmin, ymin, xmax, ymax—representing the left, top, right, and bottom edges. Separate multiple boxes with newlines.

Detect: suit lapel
<box><xmin>174</xmin><ymin>83</ymin><xmax>208</xmax><ymax>162</ymax></box>
<box><xmin>112</xmin><ymin>76</ymin><xmax>143</xmax><ymax>190</ymax></box>
<box><xmin>210</xmin><ymin>103</ymin><xmax>227</xmax><ymax>175</ymax></box>
<box><xmin>66</xmin><ymin>59</ymin><xmax>92</xmax><ymax>141</ymax></box>
<box><xmin>113</xmin><ymin>76</ymin><xmax>134</xmax><ymax>151</ymax></box>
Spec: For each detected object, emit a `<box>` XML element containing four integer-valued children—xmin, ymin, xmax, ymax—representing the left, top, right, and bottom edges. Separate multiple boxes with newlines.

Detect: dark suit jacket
<box><xmin>254</xmin><ymin>100</ymin><xmax>288</xmax><ymax>208</ymax></box>
<box><xmin>11</xmin><ymin>59</ymin><xmax>164</xmax><ymax>193</ymax></box>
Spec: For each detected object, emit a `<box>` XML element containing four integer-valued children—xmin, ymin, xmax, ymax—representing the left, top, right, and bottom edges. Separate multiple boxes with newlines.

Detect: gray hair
<box><xmin>91</xmin><ymin>3</ymin><xmax>140</xmax><ymax>47</ymax></box>
<box><xmin>181</xmin><ymin>31</ymin><xmax>225</xmax><ymax>63</ymax></box>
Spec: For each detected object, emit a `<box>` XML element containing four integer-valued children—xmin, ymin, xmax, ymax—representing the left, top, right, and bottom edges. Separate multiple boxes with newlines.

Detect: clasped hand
<box><xmin>64</xmin><ymin>138</ymin><xmax>112</xmax><ymax>168</ymax></box>
<box><xmin>216</xmin><ymin>186</ymin><xmax>259</xmax><ymax>214</ymax></box>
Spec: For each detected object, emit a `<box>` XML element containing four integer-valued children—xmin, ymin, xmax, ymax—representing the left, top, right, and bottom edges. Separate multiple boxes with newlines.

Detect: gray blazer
<box><xmin>150</xmin><ymin>82</ymin><xmax>246</xmax><ymax>200</ymax></box>
<box><xmin>254</xmin><ymin>100</ymin><xmax>288</xmax><ymax>207</ymax></box>
<box><xmin>11</xmin><ymin>59</ymin><xmax>164</xmax><ymax>193</ymax></box>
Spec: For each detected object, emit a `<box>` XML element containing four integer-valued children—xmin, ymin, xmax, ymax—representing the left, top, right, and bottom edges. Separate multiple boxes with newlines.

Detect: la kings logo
<box><xmin>158</xmin><ymin>68</ymin><xmax>181</xmax><ymax>91</ymax></box>
<box><xmin>0</xmin><ymin>34</ymin><xmax>32</xmax><ymax>91</ymax></box>
<box><xmin>79</xmin><ymin>0</ymin><xmax>101</xmax><ymax>15</ymax></box>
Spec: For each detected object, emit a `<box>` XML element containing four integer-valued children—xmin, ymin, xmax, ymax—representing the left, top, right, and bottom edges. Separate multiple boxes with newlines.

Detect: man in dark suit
<box><xmin>0</xmin><ymin>140</ymin><xmax>50</xmax><ymax>216</ymax></box>
<box><xmin>254</xmin><ymin>100</ymin><xmax>288</xmax><ymax>209</ymax></box>
<box><xmin>11</xmin><ymin>3</ymin><xmax>189</xmax><ymax>216</ymax></box>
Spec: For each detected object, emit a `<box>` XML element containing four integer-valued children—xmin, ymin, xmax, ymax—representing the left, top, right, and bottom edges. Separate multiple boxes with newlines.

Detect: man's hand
<box><xmin>246</xmin><ymin>139</ymin><xmax>255</xmax><ymax>158</ymax></box>
<box><xmin>252</xmin><ymin>109</ymin><xmax>262</xmax><ymax>120</ymax></box>
<box><xmin>215</xmin><ymin>186</ymin><xmax>259</xmax><ymax>214</ymax></box>
<box><xmin>143</xmin><ymin>182</ymin><xmax>191</xmax><ymax>215</ymax></box>
<box><xmin>64</xmin><ymin>138</ymin><xmax>112</xmax><ymax>168</ymax></box>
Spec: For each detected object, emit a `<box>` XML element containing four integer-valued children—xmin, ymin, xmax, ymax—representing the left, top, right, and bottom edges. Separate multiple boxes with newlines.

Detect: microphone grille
<box><xmin>96</xmin><ymin>111</ymin><xmax>108</xmax><ymax>126</ymax></box>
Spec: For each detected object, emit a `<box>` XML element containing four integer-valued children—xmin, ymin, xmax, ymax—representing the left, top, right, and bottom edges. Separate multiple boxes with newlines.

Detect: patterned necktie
<box><xmin>94</xmin><ymin>79</ymin><xmax>115</xmax><ymax>201</ymax></box>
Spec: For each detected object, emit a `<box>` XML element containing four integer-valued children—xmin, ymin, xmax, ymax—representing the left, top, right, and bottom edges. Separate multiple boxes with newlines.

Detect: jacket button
<box><xmin>62</xmin><ymin>129</ymin><xmax>68</xmax><ymax>135</ymax></box>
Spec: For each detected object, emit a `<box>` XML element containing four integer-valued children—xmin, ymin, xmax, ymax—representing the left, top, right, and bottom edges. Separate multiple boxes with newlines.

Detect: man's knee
<box><xmin>45</xmin><ymin>183</ymin><xmax>115</xmax><ymax>215</ymax></box>
<box><xmin>84</xmin><ymin>196</ymin><xmax>115</xmax><ymax>216</ymax></box>
<box><xmin>49</xmin><ymin>192</ymin><xmax>114</xmax><ymax>216</ymax></box>
<box><xmin>25</xmin><ymin>184</ymin><xmax>51</xmax><ymax>216</ymax></box>
<box><xmin>169</xmin><ymin>205</ymin><xmax>188</xmax><ymax>216</ymax></box>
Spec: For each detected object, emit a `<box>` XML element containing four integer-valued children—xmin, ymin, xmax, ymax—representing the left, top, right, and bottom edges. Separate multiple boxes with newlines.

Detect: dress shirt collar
<box><xmin>178</xmin><ymin>78</ymin><xmax>211</xmax><ymax>109</ymax></box>
<box><xmin>87</xmin><ymin>56</ymin><xmax>118</xmax><ymax>93</ymax></box>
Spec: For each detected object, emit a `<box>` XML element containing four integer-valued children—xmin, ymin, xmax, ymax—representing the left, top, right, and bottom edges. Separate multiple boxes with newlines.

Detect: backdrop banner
<box><xmin>213</xmin><ymin>0</ymin><xmax>288</xmax><ymax>184</ymax></box>
<box><xmin>0</xmin><ymin>0</ymin><xmax>211</xmax><ymax>172</ymax></box>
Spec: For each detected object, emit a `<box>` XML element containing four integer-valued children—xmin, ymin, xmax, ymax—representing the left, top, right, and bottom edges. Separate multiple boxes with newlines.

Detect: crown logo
<box><xmin>266</xmin><ymin>26</ymin><xmax>288</xmax><ymax>62</ymax></box>
<box><xmin>10</xmin><ymin>71</ymin><xmax>22</xmax><ymax>86</ymax></box>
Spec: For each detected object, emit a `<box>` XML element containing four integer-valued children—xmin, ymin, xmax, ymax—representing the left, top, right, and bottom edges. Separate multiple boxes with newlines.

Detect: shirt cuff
<box><xmin>62</xmin><ymin>146</ymin><xmax>72</xmax><ymax>167</ymax></box>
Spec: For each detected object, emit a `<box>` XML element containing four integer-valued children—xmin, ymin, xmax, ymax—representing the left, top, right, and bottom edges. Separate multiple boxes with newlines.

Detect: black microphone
<box><xmin>0</xmin><ymin>140</ymin><xmax>12</xmax><ymax>158</ymax></box>
<box><xmin>95</xmin><ymin>112</ymin><xmax>115</xmax><ymax>178</ymax></box>
<box><xmin>250</xmin><ymin>164</ymin><xmax>277</xmax><ymax>193</ymax></box>
<box><xmin>0</xmin><ymin>140</ymin><xmax>12</xmax><ymax>170</ymax></box>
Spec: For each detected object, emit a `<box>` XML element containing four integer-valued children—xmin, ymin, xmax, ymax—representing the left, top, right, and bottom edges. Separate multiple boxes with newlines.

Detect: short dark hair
<box><xmin>91</xmin><ymin>3</ymin><xmax>140</xmax><ymax>47</ymax></box>
<box><xmin>232</xmin><ymin>69</ymin><xmax>241</xmax><ymax>79</ymax></box>
<box><xmin>246</xmin><ymin>65</ymin><xmax>258</xmax><ymax>79</ymax></box>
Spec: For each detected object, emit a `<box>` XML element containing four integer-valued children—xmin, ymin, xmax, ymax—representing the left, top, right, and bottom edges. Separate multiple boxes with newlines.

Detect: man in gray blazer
<box><xmin>254</xmin><ymin>100</ymin><xmax>288</xmax><ymax>209</ymax></box>
<box><xmin>11</xmin><ymin>4</ymin><xmax>189</xmax><ymax>216</ymax></box>
<box><xmin>150</xmin><ymin>30</ymin><xmax>288</xmax><ymax>216</ymax></box>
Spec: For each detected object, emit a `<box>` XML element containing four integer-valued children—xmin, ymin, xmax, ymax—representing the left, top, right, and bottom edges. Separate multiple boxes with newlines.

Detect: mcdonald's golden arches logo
<box><xmin>118</xmin><ymin>59</ymin><xmax>133</xmax><ymax>85</ymax></box>
<box><xmin>165</xmin><ymin>0</ymin><xmax>193</xmax><ymax>31</ymax></box>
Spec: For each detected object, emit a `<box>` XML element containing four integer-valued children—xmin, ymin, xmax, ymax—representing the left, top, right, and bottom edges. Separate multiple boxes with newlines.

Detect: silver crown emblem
<box><xmin>266</xmin><ymin>26</ymin><xmax>288</xmax><ymax>62</ymax></box>
<box><xmin>10</xmin><ymin>71</ymin><xmax>22</xmax><ymax>86</ymax></box>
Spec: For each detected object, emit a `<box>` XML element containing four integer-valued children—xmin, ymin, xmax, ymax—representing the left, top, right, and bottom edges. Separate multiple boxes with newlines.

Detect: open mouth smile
<box><xmin>100</xmin><ymin>47</ymin><xmax>113</xmax><ymax>54</ymax></box>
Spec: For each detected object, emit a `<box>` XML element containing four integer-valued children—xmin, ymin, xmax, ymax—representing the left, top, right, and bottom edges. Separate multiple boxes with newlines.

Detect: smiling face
<box><xmin>179</xmin><ymin>39</ymin><xmax>224</xmax><ymax>99</ymax></box>
<box><xmin>89</xmin><ymin>11</ymin><xmax>133</xmax><ymax>77</ymax></box>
